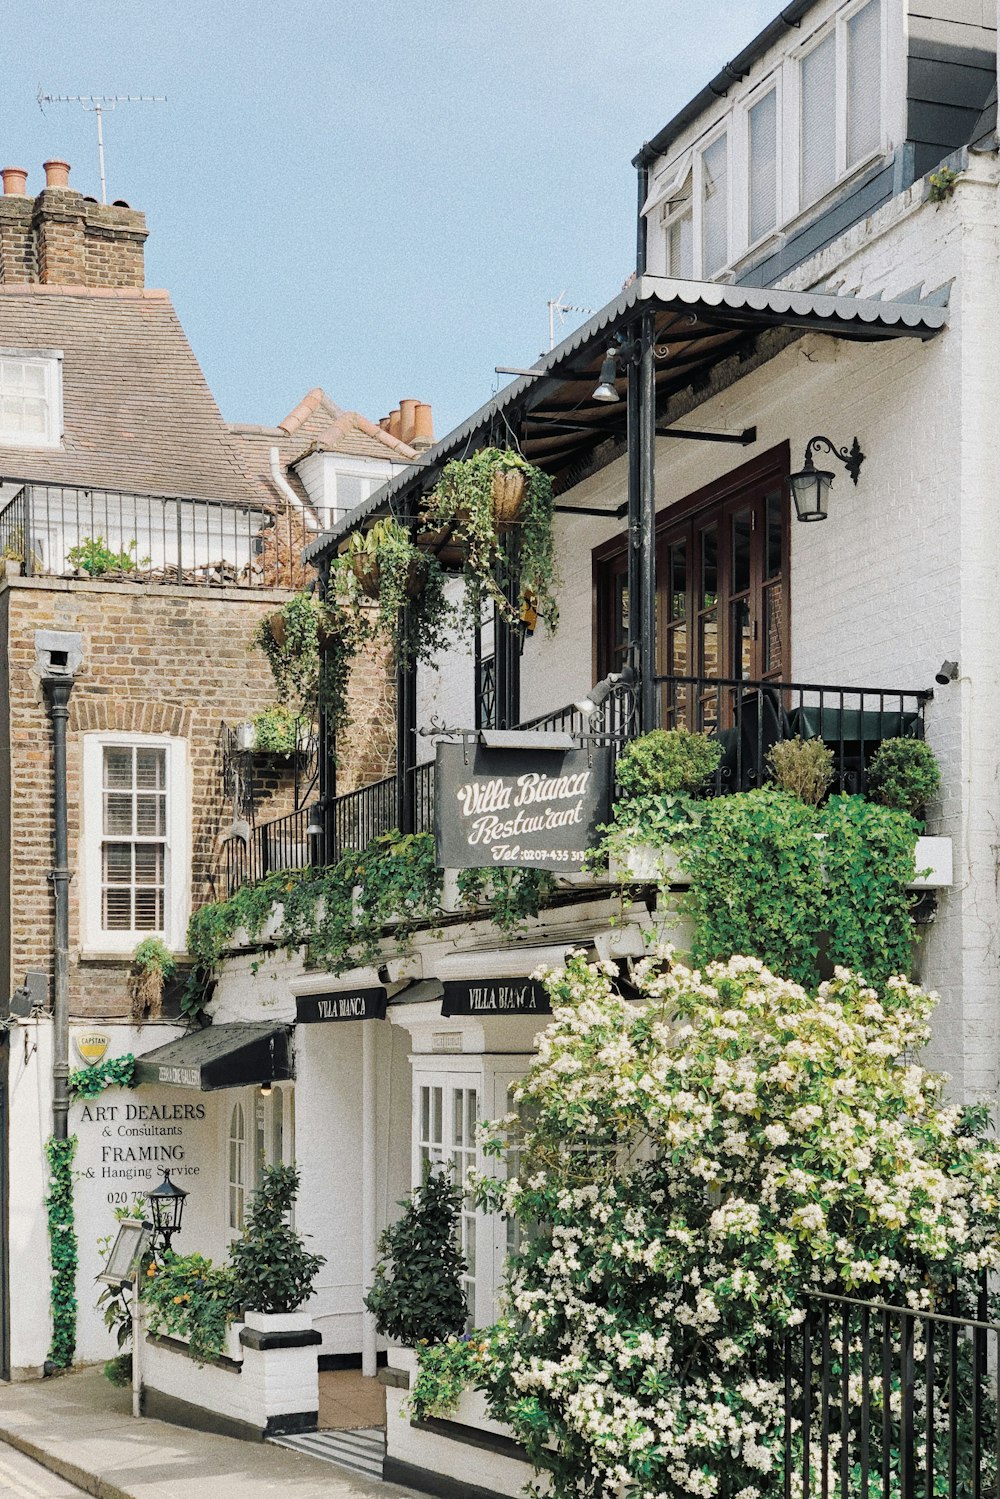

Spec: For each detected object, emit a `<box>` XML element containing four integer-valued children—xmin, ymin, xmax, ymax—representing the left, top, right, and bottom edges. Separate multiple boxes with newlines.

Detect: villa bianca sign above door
<box><xmin>434</xmin><ymin>736</ymin><xmax>612</xmax><ymax>872</ymax></box>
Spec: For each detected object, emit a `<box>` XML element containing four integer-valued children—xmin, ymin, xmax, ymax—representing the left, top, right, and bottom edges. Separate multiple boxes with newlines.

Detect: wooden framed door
<box><xmin>595</xmin><ymin>444</ymin><xmax>789</xmax><ymax>729</ymax></box>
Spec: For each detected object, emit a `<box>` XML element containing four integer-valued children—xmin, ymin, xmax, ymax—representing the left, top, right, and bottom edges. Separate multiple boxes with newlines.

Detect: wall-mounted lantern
<box><xmin>146</xmin><ymin>1169</ymin><xmax>187</xmax><ymax>1253</ymax></box>
<box><xmin>789</xmin><ymin>435</ymin><xmax>865</xmax><ymax>521</ymax></box>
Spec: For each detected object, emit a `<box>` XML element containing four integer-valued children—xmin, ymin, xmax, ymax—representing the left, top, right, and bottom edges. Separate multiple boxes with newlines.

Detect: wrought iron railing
<box><xmin>222</xmin><ymin>675</ymin><xmax>928</xmax><ymax>894</ymax></box>
<box><xmin>784</xmin><ymin>1285</ymin><xmax>997</xmax><ymax>1499</ymax></box>
<box><xmin>0</xmin><ymin>480</ymin><xmax>304</xmax><ymax>589</ymax></box>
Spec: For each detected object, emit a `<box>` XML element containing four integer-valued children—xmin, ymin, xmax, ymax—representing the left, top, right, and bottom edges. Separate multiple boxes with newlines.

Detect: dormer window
<box><xmin>662</xmin><ymin>174</ymin><xmax>693</xmax><ymax>278</ymax></box>
<box><xmin>0</xmin><ymin>349</ymin><xmax>62</xmax><ymax>448</ymax></box>
<box><xmin>846</xmin><ymin>0</ymin><xmax>881</xmax><ymax>167</ymax></box>
<box><xmin>701</xmin><ymin>133</ymin><xmax>729</xmax><ymax>276</ymax></box>
<box><xmin>748</xmin><ymin>88</ymin><xmax>778</xmax><ymax>244</ymax></box>
<box><xmin>800</xmin><ymin>0</ymin><xmax>882</xmax><ymax>211</ymax></box>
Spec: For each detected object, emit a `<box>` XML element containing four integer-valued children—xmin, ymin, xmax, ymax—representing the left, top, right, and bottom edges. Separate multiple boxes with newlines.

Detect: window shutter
<box><xmin>701</xmin><ymin>134</ymin><xmax>729</xmax><ymax>276</ymax></box>
<box><xmin>847</xmin><ymin>0</ymin><xmax>881</xmax><ymax>167</ymax></box>
<box><xmin>800</xmin><ymin>31</ymin><xmax>836</xmax><ymax>207</ymax></box>
<box><xmin>749</xmin><ymin>89</ymin><xmax>778</xmax><ymax>243</ymax></box>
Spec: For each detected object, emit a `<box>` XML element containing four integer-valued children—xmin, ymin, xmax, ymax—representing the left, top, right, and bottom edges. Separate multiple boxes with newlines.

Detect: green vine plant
<box><xmin>66</xmin><ymin>536</ymin><xmax>150</xmax><ymax>577</ymax></box>
<box><xmin>252</xmin><ymin>588</ymin><xmax>359</xmax><ymax>740</ymax></box>
<box><xmin>130</xmin><ymin>937</ymin><xmax>177</xmax><ymax>1022</ymax></box>
<box><xmin>69</xmin><ymin>1054</ymin><xmax>136</xmax><ymax>1101</ymax></box>
<box><xmin>423</xmin><ymin>447</ymin><xmax>559</xmax><ymax>635</ymax></box>
<box><xmin>456</xmin><ymin>866</ymin><xmax>556</xmax><ymax>936</ymax></box>
<box><xmin>335</xmin><ymin>518</ymin><xmax>454</xmax><ymax>666</ymax></box>
<box><xmin>249</xmin><ymin>704</ymin><xmax>305</xmax><ymax>756</ymax></box>
<box><xmin>45</xmin><ymin>1135</ymin><xmax>78</xmax><ymax>1369</ymax></box>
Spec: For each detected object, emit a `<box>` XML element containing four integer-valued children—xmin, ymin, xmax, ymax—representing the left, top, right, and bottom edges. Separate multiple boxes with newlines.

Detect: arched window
<box><xmin>228</xmin><ymin>1102</ymin><xmax>246</xmax><ymax>1232</ymax></box>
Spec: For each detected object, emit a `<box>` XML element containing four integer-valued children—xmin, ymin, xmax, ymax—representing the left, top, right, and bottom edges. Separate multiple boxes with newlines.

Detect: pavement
<box><xmin>0</xmin><ymin>1441</ymin><xmax>88</xmax><ymax>1498</ymax></box>
<box><xmin>0</xmin><ymin>1369</ymin><xmax>415</xmax><ymax>1499</ymax></box>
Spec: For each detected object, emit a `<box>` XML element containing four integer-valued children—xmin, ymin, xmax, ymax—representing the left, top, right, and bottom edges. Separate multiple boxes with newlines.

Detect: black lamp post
<box><xmin>789</xmin><ymin>435</ymin><xmax>865</xmax><ymax>521</ymax></box>
<box><xmin>147</xmin><ymin>1169</ymin><xmax>187</xmax><ymax>1253</ymax></box>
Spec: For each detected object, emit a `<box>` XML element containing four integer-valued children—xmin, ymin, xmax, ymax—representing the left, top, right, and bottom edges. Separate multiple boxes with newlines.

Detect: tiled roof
<box><xmin>304</xmin><ymin>410</ymin><xmax>417</xmax><ymax>463</ymax></box>
<box><xmin>0</xmin><ymin>286</ymin><xmax>265</xmax><ymax>504</ymax></box>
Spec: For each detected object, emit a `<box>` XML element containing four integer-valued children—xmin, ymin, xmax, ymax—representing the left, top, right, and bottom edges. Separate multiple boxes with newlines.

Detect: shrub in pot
<box><xmin>229</xmin><ymin>1164</ymin><xmax>325</xmax><ymax>1315</ymax></box>
<box><xmin>365</xmin><ymin>1163</ymin><xmax>467</xmax><ymax>1344</ymax></box>
<box><xmin>867</xmin><ymin>737</ymin><xmax>941</xmax><ymax>820</ymax></box>
<box><xmin>767</xmin><ymin>736</ymin><xmax>834</xmax><ymax>806</ymax></box>
<box><xmin>129</xmin><ymin>937</ymin><xmax>177</xmax><ymax>1022</ymax></box>
<box><xmin>615</xmin><ymin>728</ymin><xmax>722</xmax><ymax>800</ymax></box>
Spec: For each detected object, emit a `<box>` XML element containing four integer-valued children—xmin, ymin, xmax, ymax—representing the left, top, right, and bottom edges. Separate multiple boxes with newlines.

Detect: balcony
<box><xmin>0</xmin><ymin>479</ymin><xmax>301</xmax><ymax>589</ymax></box>
<box><xmin>223</xmin><ymin>674</ymin><xmax>930</xmax><ymax>895</ymax></box>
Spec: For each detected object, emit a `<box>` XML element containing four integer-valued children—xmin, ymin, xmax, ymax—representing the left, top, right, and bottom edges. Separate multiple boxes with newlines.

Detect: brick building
<box><xmin>0</xmin><ymin>159</ymin><xmax>428</xmax><ymax>1379</ymax></box>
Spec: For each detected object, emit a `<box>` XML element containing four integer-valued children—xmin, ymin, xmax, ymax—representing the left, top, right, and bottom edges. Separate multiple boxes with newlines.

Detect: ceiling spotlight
<box><xmin>934</xmin><ymin>660</ymin><xmax>959</xmax><ymax>686</ymax></box>
<box><xmin>592</xmin><ymin>349</ymin><xmax>620</xmax><ymax>404</ymax></box>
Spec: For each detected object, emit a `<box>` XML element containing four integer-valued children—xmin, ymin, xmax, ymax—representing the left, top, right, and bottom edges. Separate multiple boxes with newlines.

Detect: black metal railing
<box><xmin>222</xmin><ymin>675</ymin><xmax>928</xmax><ymax>894</ymax></box>
<box><xmin>654</xmin><ymin>675</ymin><xmax>929</xmax><ymax>797</ymax></box>
<box><xmin>0</xmin><ymin>480</ymin><xmax>303</xmax><ymax>589</ymax></box>
<box><xmin>784</xmin><ymin>1286</ymin><xmax>997</xmax><ymax>1499</ymax></box>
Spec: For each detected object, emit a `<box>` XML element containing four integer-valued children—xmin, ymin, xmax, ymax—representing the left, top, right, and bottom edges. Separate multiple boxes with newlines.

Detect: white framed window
<box><xmin>797</xmin><ymin>0</ymin><xmax>883</xmax><ymax>213</ymax></box>
<box><xmin>662</xmin><ymin>176</ymin><xmax>694</xmax><ymax>279</ymax></box>
<box><xmin>0</xmin><ymin>348</ymin><xmax>62</xmax><ymax>448</ymax></box>
<box><xmin>700</xmin><ymin>132</ymin><xmax>730</xmax><ymax>277</ymax></box>
<box><xmin>226</xmin><ymin>1084</ymin><xmax>295</xmax><ymax>1239</ymax></box>
<box><xmin>846</xmin><ymin>0</ymin><xmax>881</xmax><ymax>168</ymax></box>
<box><xmin>800</xmin><ymin>30</ymin><xmax>837</xmax><ymax>206</ymax></box>
<box><xmin>748</xmin><ymin>86</ymin><xmax>778</xmax><ymax>246</ymax></box>
<box><xmin>81</xmin><ymin>733</ymin><xmax>190</xmax><ymax>953</ymax></box>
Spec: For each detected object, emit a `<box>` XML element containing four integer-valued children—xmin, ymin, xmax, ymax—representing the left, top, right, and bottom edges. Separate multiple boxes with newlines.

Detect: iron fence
<box><xmin>653</xmin><ymin>675</ymin><xmax>929</xmax><ymax>797</ymax></box>
<box><xmin>0</xmin><ymin>480</ymin><xmax>303</xmax><ymax>589</ymax></box>
<box><xmin>784</xmin><ymin>1286</ymin><xmax>997</xmax><ymax>1499</ymax></box>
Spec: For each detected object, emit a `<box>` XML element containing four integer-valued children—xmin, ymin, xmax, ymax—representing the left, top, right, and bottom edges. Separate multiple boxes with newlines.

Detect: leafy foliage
<box><xmin>867</xmin><ymin>737</ymin><xmax>941</xmax><ymax>820</ymax></box>
<box><xmin>413</xmin><ymin>952</ymin><xmax>1000</xmax><ymax>1499</ymax></box>
<box><xmin>250</xmin><ymin>704</ymin><xmax>303</xmax><ymax>755</ymax></box>
<box><xmin>142</xmin><ymin>1252</ymin><xmax>239</xmax><ymax>1365</ymax></box>
<box><xmin>229</xmin><ymin>1165</ymin><xmax>325</xmax><ymax>1314</ymax></box>
<box><xmin>336</xmin><ymin>519</ymin><xmax>454</xmax><ymax>665</ymax></box>
<box><xmin>252</xmin><ymin>589</ymin><xmax>359</xmax><ymax>738</ymax></box>
<box><xmin>67</xmin><ymin>536</ymin><xmax>150</xmax><ymax>576</ymax></box>
<box><xmin>821</xmin><ymin>794</ymin><xmax>921</xmax><ymax>986</ymax></box>
<box><xmin>68</xmin><ymin>1053</ymin><xmax>136</xmax><ymax>1100</ymax></box>
<box><xmin>45</xmin><ymin>1135</ymin><xmax>78</xmax><ymax>1369</ymax></box>
<box><xmin>616</xmin><ymin>728</ymin><xmax>722</xmax><ymax>800</ymax></box>
<box><xmin>410</xmin><ymin>1336</ymin><xmax>488</xmax><ymax>1419</ymax></box>
<box><xmin>456</xmin><ymin>866</ymin><xmax>555</xmax><ymax>935</ymax></box>
<box><xmin>767</xmin><ymin>735</ymin><xmax>835</xmax><ymax>805</ymax></box>
<box><xmin>132</xmin><ymin>937</ymin><xmax>177</xmax><ymax>979</ymax></box>
<box><xmin>424</xmin><ymin>447</ymin><xmax>558</xmax><ymax>633</ymax></box>
<box><xmin>365</xmin><ymin>1164</ymin><xmax>468</xmax><ymax>1344</ymax></box>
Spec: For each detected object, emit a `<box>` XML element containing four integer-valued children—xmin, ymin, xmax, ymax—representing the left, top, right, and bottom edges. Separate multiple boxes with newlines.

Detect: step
<box><xmin>269</xmin><ymin>1427</ymin><xmax>387</xmax><ymax>1481</ymax></box>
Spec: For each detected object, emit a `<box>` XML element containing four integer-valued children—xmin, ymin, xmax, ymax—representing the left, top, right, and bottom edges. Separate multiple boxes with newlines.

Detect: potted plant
<box><xmin>252</xmin><ymin>589</ymin><xmax>359</xmax><ymax>738</ymax></box>
<box><xmin>335</xmin><ymin>519</ymin><xmax>452</xmax><ymax>665</ymax></box>
<box><xmin>604</xmin><ymin>728</ymin><xmax>722</xmax><ymax>880</ymax></box>
<box><xmin>229</xmin><ymin>1164</ymin><xmax>325</xmax><ymax>1332</ymax></box>
<box><xmin>867</xmin><ymin>737</ymin><xmax>941</xmax><ymax>820</ymax></box>
<box><xmin>129</xmin><ymin>938</ymin><xmax>177</xmax><ymax>1022</ymax></box>
<box><xmin>236</xmin><ymin>705</ymin><xmax>311</xmax><ymax>757</ymax></box>
<box><xmin>423</xmin><ymin>447</ymin><xmax>558</xmax><ymax>633</ymax></box>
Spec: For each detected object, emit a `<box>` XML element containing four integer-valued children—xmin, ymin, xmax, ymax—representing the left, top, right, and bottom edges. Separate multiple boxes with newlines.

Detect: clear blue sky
<box><xmin>4</xmin><ymin>0</ymin><xmax>779</xmax><ymax>437</ymax></box>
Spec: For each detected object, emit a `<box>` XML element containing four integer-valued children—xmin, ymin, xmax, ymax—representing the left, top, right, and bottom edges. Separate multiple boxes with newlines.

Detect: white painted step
<box><xmin>269</xmin><ymin>1426</ymin><xmax>387</xmax><ymax>1481</ymax></box>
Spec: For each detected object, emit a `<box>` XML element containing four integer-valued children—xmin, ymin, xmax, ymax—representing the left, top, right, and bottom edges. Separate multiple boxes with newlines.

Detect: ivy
<box><xmin>68</xmin><ymin>1054</ymin><xmax>136</xmax><ymax>1100</ymax></box>
<box><xmin>142</xmin><ymin>1252</ymin><xmax>239</xmax><ymax>1365</ymax></box>
<box><xmin>456</xmin><ymin>866</ymin><xmax>555</xmax><ymax>936</ymax></box>
<box><xmin>252</xmin><ymin>589</ymin><xmax>360</xmax><ymax>740</ymax></box>
<box><xmin>821</xmin><ymin>793</ymin><xmax>919</xmax><ymax>988</ymax></box>
<box><xmin>45</xmin><ymin>1136</ymin><xmax>78</xmax><ymax>1369</ymax></box>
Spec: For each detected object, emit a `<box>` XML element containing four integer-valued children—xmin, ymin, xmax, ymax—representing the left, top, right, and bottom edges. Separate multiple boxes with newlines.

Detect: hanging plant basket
<box><xmin>265</xmin><ymin>610</ymin><xmax>287</xmax><ymax>649</ymax></box>
<box><xmin>491</xmin><ymin>468</ymin><xmax>526</xmax><ymax>529</ymax></box>
<box><xmin>349</xmin><ymin>551</ymin><xmax>381</xmax><ymax>598</ymax></box>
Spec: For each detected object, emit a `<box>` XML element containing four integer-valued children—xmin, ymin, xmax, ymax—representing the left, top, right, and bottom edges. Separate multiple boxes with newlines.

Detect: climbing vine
<box><xmin>45</xmin><ymin>1135</ymin><xmax>78</xmax><ymax>1370</ymax></box>
<box><xmin>456</xmin><ymin>866</ymin><xmax>556</xmax><ymax>936</ymax></box>
<box><xmin>68</xmin><ymin>1054</ymin><xmax>136</xmax><ymax>1100</ymax></box>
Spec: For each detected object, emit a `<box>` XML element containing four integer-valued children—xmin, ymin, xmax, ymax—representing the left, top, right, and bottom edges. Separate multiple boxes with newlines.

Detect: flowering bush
<box><xmin>412</xmin><ymin>950</ymin><xmax>1000</xmax><ymax>1499</ymax></box>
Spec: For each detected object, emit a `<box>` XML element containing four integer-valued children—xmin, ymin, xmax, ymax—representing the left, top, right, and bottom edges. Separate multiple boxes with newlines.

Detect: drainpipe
<box><xmin>35</xmin><ymin>632</ymin><xmax>83</xmax><ymax>1141</ymax></box>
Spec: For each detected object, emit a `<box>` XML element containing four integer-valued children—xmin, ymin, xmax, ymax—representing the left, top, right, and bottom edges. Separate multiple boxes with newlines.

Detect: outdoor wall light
<box><xmin>789</xmin><ymin>435</ymin><xmax>865</xmax><ymax>521</ymax></box>
<box><xmin>935</xmin><ymin>660</ymin><xmax>959</xmax><ymax>686</ymax></box>
<box><xmin>259</xmin><ymin>1081</ymin><xmax>273</xmax><ymax>1098</ymax></box>
<box><xmin>305</xmin><ymin>802</ymin><xmax>324</xmax><ymax>838</ymax></box>
<box><xmin>592</xmin><ymin>349</ymin><xmax>621</xmax><ymax>404</ymax></box>
<box><xmin>574</xmin><ymin>664</ymin><xmax>635</xmax><ymax>719</ymax></box>
<box><xmin>146</xmin><ymin>1168</ymin><xmax>187</xmax><ymax>1253</ymax></box>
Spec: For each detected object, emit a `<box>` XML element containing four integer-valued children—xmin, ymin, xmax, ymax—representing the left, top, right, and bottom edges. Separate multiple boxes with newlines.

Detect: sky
<box><xmin>3</xmin><ymin>1</ymin><xmax>780</xmax><ymax>439</ymax></box>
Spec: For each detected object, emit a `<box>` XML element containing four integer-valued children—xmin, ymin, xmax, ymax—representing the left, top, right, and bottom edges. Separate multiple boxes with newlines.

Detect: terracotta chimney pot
<box><xmin>388</xmin><ymin>408</ymin><xmax>402</xmax><ymax>439</ymax></box>
<box><xmin>399</xmin><ymin>398</ymin><xmax>418</xmax><ymax>445</ymax></box>
<box><xmin>2</xmin><ymin>167</ymin><xmax>28</xmax><ymax>197</ymax></box>
<box><xmin>413</xmin><ymin>403</ymin><xmax>435</xmax><ymax>446</ymax></box>
<box><xmin>43</xmin><ymin>160</ymin><xmax>71</xmax><ymax>189</ymax></box>
<box><xmin>379</xmin><ymin>417</ymin><xmax>390</xmax><ymax>431</ymax></box>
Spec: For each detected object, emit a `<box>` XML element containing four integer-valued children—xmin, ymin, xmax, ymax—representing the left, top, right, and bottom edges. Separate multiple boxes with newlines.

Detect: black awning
<box><xmin>132</xmin><ymin>1023</ymin><xmax>293</xmax><ymax>1092</ymax></box>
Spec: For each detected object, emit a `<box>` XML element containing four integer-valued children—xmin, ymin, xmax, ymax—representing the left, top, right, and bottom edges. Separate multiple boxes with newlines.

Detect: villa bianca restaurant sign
<box><xmin>435</xmin><ymin>737</ymin><xmax>612</xmax><ymax>872</ymax></box>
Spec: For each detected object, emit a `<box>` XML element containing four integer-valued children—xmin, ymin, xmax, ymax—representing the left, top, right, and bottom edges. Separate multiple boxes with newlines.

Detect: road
<box><xmin>0</xmin><ymin>1445</ymin><xmax>85</xmax><ymax>1499</ymax></box>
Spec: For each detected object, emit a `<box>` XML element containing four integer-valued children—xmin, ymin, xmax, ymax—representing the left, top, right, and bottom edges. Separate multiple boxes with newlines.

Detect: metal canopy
<box><xmin>132</xmin><ymin>1023</ymin><xmax>292</xmax><ymax>1091</ymax></box>
<box><xmin>305</xmin><ymin>274</ymin><xmax>947</xmax><ymax>566</ymax></box>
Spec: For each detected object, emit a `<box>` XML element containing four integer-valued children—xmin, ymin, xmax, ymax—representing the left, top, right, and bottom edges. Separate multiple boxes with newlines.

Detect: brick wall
<box><xmin>0</xmin><ymin>188</ymin><xmax>147</xmax><ymax>288</ymax></box>
<box><xmin>0</xmin><ymin>575</ymin><xmax>307</xmax><ymax>1019</ymax></box>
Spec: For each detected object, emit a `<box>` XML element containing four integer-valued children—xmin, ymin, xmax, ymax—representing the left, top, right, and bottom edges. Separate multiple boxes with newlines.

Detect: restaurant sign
<box><xmin>441</xmin><ymin>978</ymin><xmax>551</xmax><ymax>1018</ymax></box>
<box><xmin>296</xmin><ymin>987</ymin><xmax>388</xmax><ymax>1023</ymax></box>
<box><xmin>435</xmin><ymin>741</ymin><xmax>612</xmax><ymax>872</ymax></box>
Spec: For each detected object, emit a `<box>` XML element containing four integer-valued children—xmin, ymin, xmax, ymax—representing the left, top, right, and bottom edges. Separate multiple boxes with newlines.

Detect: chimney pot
<box><xmin>399</xmin><ymin>398</ymin><xmax>418</xmax><ymax>445</ymax></box>
<box><xmin>379</xmin><ymin>417</ymin><xmax>390</xmax><ymax>431</ymax></box>
<box><xmin>413</xmin><ymin>403</ymin><xmax>435</xmax><ymax>449</ymax></box>
<box><xmin>388</xmin><ymin>408</ymin><xmax>402</xmax><ymax>439</ymax></box>
<box><xmin>2</xmin><ymin>167</ymin><xmax>28</xmax><ymax>197</ymax></box>
<box><xmin>43</xmin><ymin>160</ymin><xmax>71</xmax><ymax>189</ymax></box>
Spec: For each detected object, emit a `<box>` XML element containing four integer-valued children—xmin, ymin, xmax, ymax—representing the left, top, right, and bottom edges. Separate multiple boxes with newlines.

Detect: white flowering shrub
<box><xmin>411</xmin><ymin>951</ymin><xmax>1000</xmax><ymax>1499</ymax></box>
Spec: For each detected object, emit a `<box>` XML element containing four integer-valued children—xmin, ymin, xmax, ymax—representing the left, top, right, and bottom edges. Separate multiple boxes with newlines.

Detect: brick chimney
<box><xmin>0</xmin><ymin>161</ymin><xmax>148</xmax><ymax>288</ymax></box>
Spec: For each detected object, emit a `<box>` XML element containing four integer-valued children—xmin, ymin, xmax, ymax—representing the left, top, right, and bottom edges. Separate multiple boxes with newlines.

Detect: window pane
<box><xmin>731</xmin><ymin>599</ymin><xmax>752</xmax><ymax>679</ymax></box>
<box><xmin>801</xmin><ymin>32</ymin><xmax>836</xmax><ymax>205</ymax></box>
<box><xmin>135</xmin><ymin>793</ymin><xmax>166</xmax><ymax>837</ymax></box>
<box><xmin>104</xmin><ymin>748</ymin><xmax>133</xmax><ymax>789</ymax></box>
<box><xmin>765</xmin><ymin>582</ymin><xmax>785</xmax><ymax>675</ymax></box>
<box><xmin>103</xmin><ymin>842</ymin><xmax>133</xmax><ymax>883</ymax></box>
<box><xmin>136</xmin><ymin>749</ymin><xmax>166</xmax><ymax>789</ymax></box>
<box><xmin>732</xmin><ymin>508</ymin><xmax>752</xmax><ymax>595</ymax></box>
<box><xmin>701</xmin><ymin>135</ymin><xmax>729</xmax><ymax>275</ymax></box>
<box><xmin>104</xmin><ymin>793</ymin><xmax>133</xmax><ymax>835</ymax></box>
<box><xmin>847</xmin><ymin>0</ymin><xmax>880</xmax><ymax>166</ymax></box>
<box><xmin>766</xmin><ymin>491</ymin><xmax>783</xmax><ymax>579</ymax></box>
<box><xmin>667</xmin><ymin>211</ymin><xmax>693</xmax><ymax>278</ymax></box>
<box><xmin>701</xmin><ymin>526</ymin><xmax>718</xmax><ymax>610</ymax></box>
<box><xmin>0</xmin><ymin>358</ymin><xmax>52</xmax><ymax>443</ymax></box>
<box><xmin>749</xmin><ymin>89</ymin><xmax>777</xmax><ymax>242</ymax></box>
<box><xmin>103</xmin><ymin>888</ymin><xmax>133</xmax><ymax>930</ymax></box>
<box><xmin>669</xmin><ymin>541</ymin><xmax>686</xmax><ymax>621</ymax></box>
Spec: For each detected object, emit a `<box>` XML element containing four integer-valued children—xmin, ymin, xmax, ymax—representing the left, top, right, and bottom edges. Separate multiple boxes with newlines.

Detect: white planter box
<box><xmin>385</xmin><ymin>1380</ymin><xmax>533</xmax><ymax>1499</ymax></box>
<box><xmin>610</xmin><ymin>836</ymin><xmax>954</xmax><ymax>891</ymax></box>
<box><xmin>912</xmin><ymin>836</ymin><xmax>952</xmax><ymax>888</ymax></box>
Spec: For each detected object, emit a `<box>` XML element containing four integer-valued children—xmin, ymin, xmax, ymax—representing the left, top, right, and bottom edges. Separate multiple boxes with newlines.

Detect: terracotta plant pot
<box><xmin>491</xmin><ymin>468</ymin><xmax>526</xmax><ymax>529</ymax></box>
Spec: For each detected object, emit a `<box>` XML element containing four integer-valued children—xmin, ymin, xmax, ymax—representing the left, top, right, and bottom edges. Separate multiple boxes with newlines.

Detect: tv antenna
<box><xmin>547</xmin><ymin>291</ymin><xmax>595</xmax><ymax>351</ymax></box>
<box><xmin>36</xmin><ymin>90</ymin><xmax>167</xmax><ymax>205</ymax></box>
